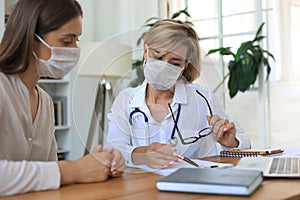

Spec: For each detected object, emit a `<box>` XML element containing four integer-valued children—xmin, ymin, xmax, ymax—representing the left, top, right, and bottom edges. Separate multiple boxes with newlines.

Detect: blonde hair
<box><xmin>144</xmin><ymin>19</ymin><xmax>201</xmax><ymax>83</ymax></box>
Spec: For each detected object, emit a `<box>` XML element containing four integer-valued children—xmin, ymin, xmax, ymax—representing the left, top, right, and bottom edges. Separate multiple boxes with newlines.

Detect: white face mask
<box><xmin>143</xmin><ymin>47</ymin><xmax>183</xmax><ymax>90</ymax></box>
<box><xmin>33</xmin><ymin>34</ymin><xmax>80</xmax><ymax>79</ymax></box>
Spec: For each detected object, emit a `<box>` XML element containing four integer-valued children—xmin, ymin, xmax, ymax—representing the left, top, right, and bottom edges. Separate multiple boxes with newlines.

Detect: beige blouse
<box><xmin>0</xmin><ymin>72</ymin><xmax>60</xmax><ymax>196</ymax></box>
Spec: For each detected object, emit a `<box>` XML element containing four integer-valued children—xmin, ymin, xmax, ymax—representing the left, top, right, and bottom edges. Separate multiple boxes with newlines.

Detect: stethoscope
<box><xmin>129</xmin><ymin>104</ymin><xmax>181</xmax><ymax>146</ymax></box>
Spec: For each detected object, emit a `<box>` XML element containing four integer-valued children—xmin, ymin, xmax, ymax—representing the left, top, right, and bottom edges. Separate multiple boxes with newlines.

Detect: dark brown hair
<box><xmin>0</xmin><ymin>0</ymin><xmax>82</xmax><ymax>74</ymax></box>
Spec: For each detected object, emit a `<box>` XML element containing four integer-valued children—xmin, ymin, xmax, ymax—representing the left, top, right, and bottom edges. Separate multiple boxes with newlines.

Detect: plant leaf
<box><xmin>228</xmin><ymin>69</ymin><xmax>239</xmax><ymax>98</ymax></box>
<box><xmin>136</xmin><ymin>32</ymin><xmax>147</xmax><ymax>46</ymax></box>
<box><xmin>235</xmin><ymin>41</ymin><xmax>252</xmax><ymax>61</ymax></box>
<box><xmin>263</xmin><ymin>57</ymin><xmax>272</xmax><ymax>80</ymax></box>
<box><xmin>132</xmin><ymin>59</ymin><xmax>143</xmax><ymax>69</ymax></box>
<box><xmin>144</xmin><ymin>22</ymin><xmax>159</xmax><ymax>28</ymax></box>
<box><xmin>253</xmin><ymin>36</ymin><xmax>266</xmax><ymax>42</ymax></box>
<box><xmin>184</xmin><ymin>21</ymin><xmax>194</xmax><ymax>26</ymax></box>
<box><xmin>263</xmin><ymin>50</ymin><xmax>275</xmax><ymax>61</ymax></box>
<box><xmin>254</xmin><ymin>22</ymin><xmax>265</xmax><ymax>40</ymax></box>
<box><xmin>228</xmin><ymin>60</ymin><xmax>237</xmax><ymax>71</ymax></box>
<box><xmin>144</xmin><ymin>17</ymin><xmax>161</xmax><ymax>24</ymax></box>
<box><xmin>136</xmin><ymin>64</ymin><xmax>145</xmax><ymax>79</ymax></box>
<box><xmin>171</xmin><ymin>7</ymin><xmax>191</xmax><ymax>19</ymax></box>
<box><xmin>249</xmin><ymin>45</ymin><xmax>263</xmax><ymax>63</ymax></box>
<box><xmin>207</xmin><ymin>21</ymin><xmax>274</xmax><ymax>98</ymax></box>
<box><xmin>206</xmin><ymin>47</ymin><xmax>234</xmax><ymax>56</ymax></box>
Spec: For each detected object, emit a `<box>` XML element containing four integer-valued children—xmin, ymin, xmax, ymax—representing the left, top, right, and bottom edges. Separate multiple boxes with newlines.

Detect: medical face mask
<box><xmin>33</xmin><ymin>34</ymin><xmax>80</xmax><ymax>79</ymax></box>
<box><xmin>143</xmin><ymin>47</ymin><xmax>183</xmax><ymax>90</ymax></box>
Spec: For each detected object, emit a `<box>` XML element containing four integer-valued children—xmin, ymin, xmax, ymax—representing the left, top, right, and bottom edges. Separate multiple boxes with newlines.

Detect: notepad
<box><xmin>156</xmin><ymin>168</ymin><xmax>263</xmax><ymax>196</ymax></box>
<box><xmin>220</xmin><ymin>149</ymin><xmax>284</xmax><ymax>157</ymax></box>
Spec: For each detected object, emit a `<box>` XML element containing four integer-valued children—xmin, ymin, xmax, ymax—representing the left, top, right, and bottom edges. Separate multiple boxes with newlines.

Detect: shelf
<box><xmin>55</xmin><ymin>125</ymin><xmax>70</xmax><ymax>131</ymax></box>
<box><xmin>57</xmin><ymin>149</ymin><xmax>69</xmax><ymax>154</ymax></box>
<box><xmin>38</xmin><ymin>79</ymin><xmax>69</xmax><ymax>84</ymax></box>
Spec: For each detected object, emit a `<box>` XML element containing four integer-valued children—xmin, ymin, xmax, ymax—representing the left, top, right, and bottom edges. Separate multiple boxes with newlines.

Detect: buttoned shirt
<box><xmin>106</xmin><ymin>78</ymin><xmax>251</xmax><ymax>166</ymax></box>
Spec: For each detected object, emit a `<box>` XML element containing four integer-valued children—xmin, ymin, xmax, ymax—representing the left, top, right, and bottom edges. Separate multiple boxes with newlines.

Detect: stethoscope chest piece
<box><xmin>169</xmin><ymin>137</ymin><xmax>178</xmax><ymax>146</ymax></box>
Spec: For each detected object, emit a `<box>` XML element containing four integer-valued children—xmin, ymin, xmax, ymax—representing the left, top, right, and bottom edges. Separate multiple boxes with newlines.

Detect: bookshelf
<box><xmin>38</xmin><ymin>75</ymin><xmax>73</xmax><ymax>160</ymax></box>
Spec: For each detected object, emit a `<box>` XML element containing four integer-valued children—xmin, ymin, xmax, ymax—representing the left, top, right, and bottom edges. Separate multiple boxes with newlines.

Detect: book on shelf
<box><xmin>5</xmin><ymin>14</ymin><xmax>10</xmax><ymax>25</ymax></box>
<box><xmin>57</xmin><ymin>149</ymin><xmax>69</xmax><ymax>161</ymax></box>
<box><xmin>220</xmin><ymin>149</ymin><xmax>284</xmax><ymax>157</ymax></box>
<box><xmin>40</xmin><ymin>77</ymin><xmax>62</xmax><ymax>80</ymax></box>
<box><xmin>52</xmin><ymin>96</ymin><xmax>67</xmax><ymax>126</ymax></box>
<box><xmin>156</xmin><ymin>168</ymin><xmax>263</xmax><ymax>196</ymax></box>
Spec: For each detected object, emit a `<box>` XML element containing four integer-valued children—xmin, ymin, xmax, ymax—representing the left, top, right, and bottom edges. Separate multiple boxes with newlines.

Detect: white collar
<box><xmin>129</xmin><ymin>78</ymin><xmax>188</xmax><ymax>109</ymax></box>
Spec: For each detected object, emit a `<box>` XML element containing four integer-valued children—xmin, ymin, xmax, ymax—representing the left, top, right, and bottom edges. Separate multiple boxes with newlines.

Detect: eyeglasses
<box><xmin>168</xmin><ymin>90</ymin><xmax>213</xmax><ymax>145</ymax></box>
<box><xmin>148</xmin><ymin>47</ymin><xmax>187</xmax><ymax>68</ymax></box>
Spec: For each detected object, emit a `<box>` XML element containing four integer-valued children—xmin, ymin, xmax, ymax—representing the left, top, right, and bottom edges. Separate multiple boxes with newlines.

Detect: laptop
<box><xmin>235</xmin><ymin>157</ymin><xmax>300</xmax><ymax>178</ymax></box>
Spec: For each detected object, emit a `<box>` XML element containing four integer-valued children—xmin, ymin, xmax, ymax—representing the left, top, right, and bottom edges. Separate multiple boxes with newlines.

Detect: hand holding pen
<box><xmin>132</xmin><ymin>142</ymin><xmax>213</xmax><ymax>169</ymax></box>
<box><xmin>145</xmin><ymin>143</ymin><xmax>200</xmax><ymax>168</ymax></box>
<box><xmin>132</xmin><ymin>143</ymin><xmax>179</xmax><ymax>169</ymax></box>
<box><xmin>177</xmin><ymin>155</ymin><xmax>199</xmax><ymax>167</ymax></box>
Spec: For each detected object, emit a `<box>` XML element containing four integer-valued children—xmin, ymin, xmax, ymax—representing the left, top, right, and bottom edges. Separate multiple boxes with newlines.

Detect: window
<box><xmin>186</xmin><ymin>0</ymin><xmax>271</xmax><ymax>59</ymax></box>
<box><xmin>163</xmin><ymin>0</ymin><xmax>273</xmax><ymax>148</ymax></box>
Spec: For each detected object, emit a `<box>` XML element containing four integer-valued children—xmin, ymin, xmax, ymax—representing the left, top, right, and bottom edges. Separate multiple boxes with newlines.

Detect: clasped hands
<box><xmin>91</xmin><ymin>145</ymin><xmax>126</xmax><ymax>178</ymax></box>
<box><xmin>64</xmin><ymin>145</ymin><xmax>126</xmax><ymax>184</ymax></box>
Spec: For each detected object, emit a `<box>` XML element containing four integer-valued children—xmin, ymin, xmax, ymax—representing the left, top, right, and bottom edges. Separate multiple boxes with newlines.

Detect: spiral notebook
<box><xmin>220</xmin><ymin>149</ymin><xmax>284</xmax><ymax>157</ymax></box>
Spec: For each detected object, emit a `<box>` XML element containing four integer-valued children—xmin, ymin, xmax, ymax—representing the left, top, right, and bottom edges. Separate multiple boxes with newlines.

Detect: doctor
<box><xmin>106</xmin><ymin>19</ymin><xmax>250</xmax><ymax>169</ymax></box>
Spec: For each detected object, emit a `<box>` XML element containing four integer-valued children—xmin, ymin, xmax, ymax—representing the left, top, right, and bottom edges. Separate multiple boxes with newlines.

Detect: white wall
<box><xmin>0</xmin><ymin>0</ymin><xmax>4</xmax><ymax>40</ymax></box>
<box><xmin>0</xmin><ymin>0</ymin><xmax>18</xmax><ymax>40</ymax></box>
<box><xmin>4</xmin><ymin>0</ymin><xmax>17</xmax><ymax>11</ymax></box>
<box><xmin>71</xmin><ymin>0</ymin><xmax>160</xmax><ymax>159</ymax></box>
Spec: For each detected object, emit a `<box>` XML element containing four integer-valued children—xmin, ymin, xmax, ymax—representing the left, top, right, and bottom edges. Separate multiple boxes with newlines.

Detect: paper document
<box><xmin>274</xmin><ymin>146</ymin><xmax>300</xmax><ymax>157</ymax></box>
<box><xmin>134</xmin><ymin>159</ymin><xmax>233</xmax><ymax>176</ymax></box>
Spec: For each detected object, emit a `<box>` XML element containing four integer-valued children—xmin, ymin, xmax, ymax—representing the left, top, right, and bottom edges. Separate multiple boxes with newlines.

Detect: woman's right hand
<box><xmin>132</xmin><ymin>142</ymin><xmax>178</xmax><ymax>169</ymax></box>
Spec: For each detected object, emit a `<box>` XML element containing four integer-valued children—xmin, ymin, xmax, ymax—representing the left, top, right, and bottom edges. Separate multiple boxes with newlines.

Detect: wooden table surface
<box><xmin>2</xmin><ymin>156</ymin><xmax>300</xmax><ymax>200</ymax></box>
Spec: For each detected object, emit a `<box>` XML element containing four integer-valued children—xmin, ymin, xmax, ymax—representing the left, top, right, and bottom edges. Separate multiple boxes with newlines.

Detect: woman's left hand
<box><xmin>206</xmin><ymin>115</ymin><xmax>239</xmax><ymax>148</ymax></box>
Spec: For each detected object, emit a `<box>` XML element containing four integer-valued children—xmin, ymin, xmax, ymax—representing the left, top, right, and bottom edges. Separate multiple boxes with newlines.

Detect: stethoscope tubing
<box><xmin>129</xmin><ymin>104</ymin><xmax>181</xmax><ymax>145</ymax></box>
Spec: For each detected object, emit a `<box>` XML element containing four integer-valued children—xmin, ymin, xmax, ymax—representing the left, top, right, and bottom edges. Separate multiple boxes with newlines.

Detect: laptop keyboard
<box><xmin>269</xmin><ymin>157</ymin><xmax>300</xmax><ymax>174</ymax></box>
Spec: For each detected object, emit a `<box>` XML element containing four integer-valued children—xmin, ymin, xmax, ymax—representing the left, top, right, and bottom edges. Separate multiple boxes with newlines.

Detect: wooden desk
<box><xmin>2</xmin><ymin>156</ymin><xmax>300</xmax><ymax>200</ymax></box>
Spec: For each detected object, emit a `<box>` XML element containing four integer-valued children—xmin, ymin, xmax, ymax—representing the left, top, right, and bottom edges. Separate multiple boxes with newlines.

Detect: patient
<box><xmin>0</xmin><ymin>0</ymin><xmax>125</xmax><ymax>196</ymax></box>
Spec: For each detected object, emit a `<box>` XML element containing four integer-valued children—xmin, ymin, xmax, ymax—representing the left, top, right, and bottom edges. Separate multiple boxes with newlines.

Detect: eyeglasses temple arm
<box><xmin>196</xmin><ymin>90</ymin><xmax>213</xmax><ymax>116</ymax></box>
<box><xmin>168</xmin><ymin>103</ymin><xmax>187</xmax><ymax>145</ymax></box>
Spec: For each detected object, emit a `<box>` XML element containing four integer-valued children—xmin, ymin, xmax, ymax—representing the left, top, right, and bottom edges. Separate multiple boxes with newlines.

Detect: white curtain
<box><xmin>162</xmin><ymin>0</ymin><xmax>185</xmax><ymax>18</ymax></box>
<box><xmin>268</xmin><ymin>0</ymin><xmax>300</xmax><ymax>81</ymax></box>
<box><xmin>291</xmin><ymin>0</ymin><xmax>300</xmax><ymax>80</ymax></box>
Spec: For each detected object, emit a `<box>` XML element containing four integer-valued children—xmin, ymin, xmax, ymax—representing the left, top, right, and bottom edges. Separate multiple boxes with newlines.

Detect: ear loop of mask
<box><xmin>146</xmin><ymin>45</ymin><xmax>149</xmax><ymax>58</ymax></box>
<box><xmin>143</xmin><ymin>45</ymin><xmax>149</xmax><ymax>67</ymax></box>
<box><xmin>35</xmin><ymin>34</ymin><xmax>52</xmax><ymax>50</ymax></box>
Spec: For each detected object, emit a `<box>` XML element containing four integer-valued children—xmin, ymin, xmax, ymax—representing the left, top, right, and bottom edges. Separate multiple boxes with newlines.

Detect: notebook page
<box><xmin>133</xmin><ymin>159</ymin><xmax>233</xmax><ymax>176</ymax></box>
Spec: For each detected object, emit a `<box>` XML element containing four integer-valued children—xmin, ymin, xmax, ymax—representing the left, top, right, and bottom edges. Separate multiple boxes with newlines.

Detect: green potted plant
<box><xmin>129</xmin><ymin>7</ymin><xmax>193</xmax><ymax>87</ymax></box>
<box><xmin>206</xmin><ymin>23</ymin><xmax>275</xmax><ymax>98</ymax></box>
